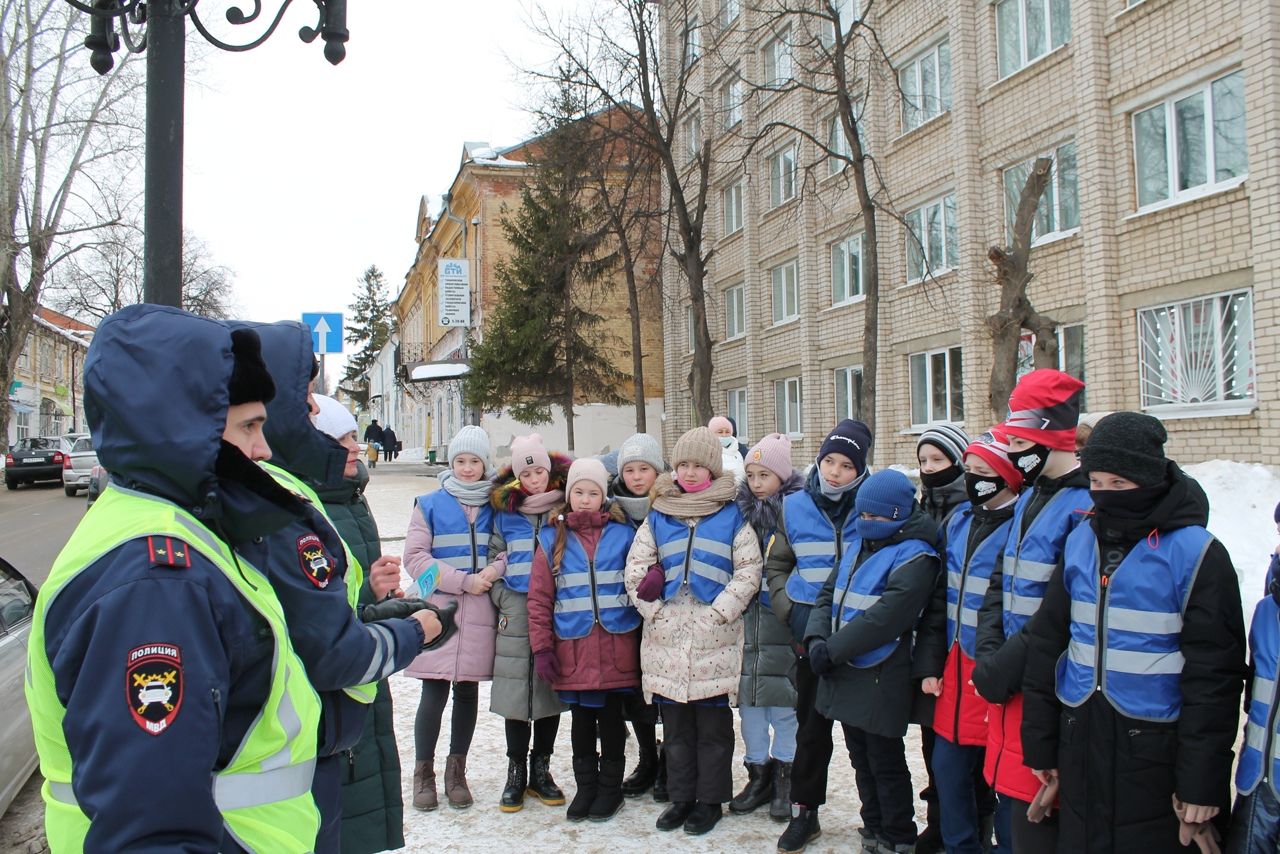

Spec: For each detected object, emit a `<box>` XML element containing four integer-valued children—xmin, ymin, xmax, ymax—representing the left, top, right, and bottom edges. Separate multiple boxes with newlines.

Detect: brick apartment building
<box><xmin>658</xmin><ymin>0</ymin><xmax>1277</xmax><ymax>466</ymax></box>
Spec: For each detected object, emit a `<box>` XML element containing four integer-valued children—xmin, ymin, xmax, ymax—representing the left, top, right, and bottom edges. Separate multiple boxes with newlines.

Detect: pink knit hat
<box><xmin>510</xmin><ymin>433</ymin><xmax>551</xmax><ymax>478</ymax></box>
<box><xmin>744</xmin><ymin>433</ymin><xmax>794</xmax><ymax>481</ymax></box>
<box><xmin>566</xmin><ymin>458</ymin><xmax>609</xmax><ymax>495</ymax></box>
<box><xmin>707</xmin><ymin>415</ymin><xmax>734</xmax><ymax>435</ymax></box>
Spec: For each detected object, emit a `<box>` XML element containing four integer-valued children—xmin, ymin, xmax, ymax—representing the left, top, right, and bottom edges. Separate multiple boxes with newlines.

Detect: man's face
<box><xmin>223</xmin><ymin>402</ymin><xmax>271</xmax><ymax>461</ymax></box>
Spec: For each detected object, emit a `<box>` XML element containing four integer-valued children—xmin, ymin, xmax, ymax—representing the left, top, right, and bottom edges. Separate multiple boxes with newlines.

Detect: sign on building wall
<box><xmin>438</xmin><ymin>259</ymin><xmax>471</xmax><ymax>327</ymax></box>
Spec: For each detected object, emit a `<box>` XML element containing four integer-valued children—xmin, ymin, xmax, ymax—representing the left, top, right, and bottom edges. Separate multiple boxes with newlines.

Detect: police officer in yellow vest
<box><xmin>27</xmin><ymin>306</ymin><xmax>333</xmax><ymax>852</ymax></box>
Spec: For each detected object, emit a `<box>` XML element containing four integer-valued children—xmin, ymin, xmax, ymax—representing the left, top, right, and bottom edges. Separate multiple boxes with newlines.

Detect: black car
<box><xmin>4</xmin><ymin>436</ymin><xmax>66</xmax><ymax>490</ymax></box>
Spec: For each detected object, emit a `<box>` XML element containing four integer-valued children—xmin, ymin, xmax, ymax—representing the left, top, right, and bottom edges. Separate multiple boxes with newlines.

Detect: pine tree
<box><xmin>342</xmin><ymin>265</ymin><xmax>395</xmax><ymax>388</ymax></box>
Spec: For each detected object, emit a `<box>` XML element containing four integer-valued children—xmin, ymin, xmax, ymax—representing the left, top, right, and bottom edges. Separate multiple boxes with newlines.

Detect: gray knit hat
<box><xmin>447</xmin><ymin>425</ymin><xmax>491</xmax><ymax>466</ymax></box>
<box><xmin>917</xmin><ymin>422</ymin><xmax>971</xmax><ymax>466</ymax></box>
<box><xmin>671</xmin><ymin>426</ymin><xmax>723</xmax><ymax>477</ymax></box>
<box><xmin>617</xmin><ymin>432</ymin><xmax>664</xmax><ymax>472</ymax></box>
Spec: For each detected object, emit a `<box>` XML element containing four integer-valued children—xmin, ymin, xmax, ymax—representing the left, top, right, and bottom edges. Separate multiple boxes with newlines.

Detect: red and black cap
<box><xmin>1000</xmin><ymin>369</ymin><xmax>1084</xmax><ymax>451</ymax></box>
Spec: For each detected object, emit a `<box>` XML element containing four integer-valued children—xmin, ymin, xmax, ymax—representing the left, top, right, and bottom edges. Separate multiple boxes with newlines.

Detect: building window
<box><xmin>905</xmin><ymin>194</ymin><xmax>958</xmax><ymax>282</ymax></box>
<box><xmin>724</xmin><ymin>284</ymin><xmax>746</xmax><ymax>339</ymax></box>
<box><xmin>18</xmin><ymin>344</ymin><xmax>29</xmax><ymax>372</ymax></box>
<box><xmin>768</xmin><ymin>145</ymin><xmax>797</xmax><ymax>207</ymax></box>
<box><xmin>764</xmin><ymin>29</ymin><xmax>794</xmax><ymax>87</ymax></box>
<box><xmin>686</xmin><ymin>305</ymin><xmax>698</xmax><ymax>354</ymax></box>
<box><xmin>831</xmin><ymin>234</ymin><xmax>864</xmax><ymax>305</ymax></box>
<box><xmin>835</xmin><ymin>365</ymin><xmax>864</xmax><ymax>421</ymax></box>
<box><xmin>14</xmin><ymin>410</ymin><xmax>30</xmax><ymax>441</ymax></box>
<box><xmin>900</xmin><ymin>40</ymin><xmax>951</xmax><ymax>133</ymax></box>
<box><xmin>684</xmin><ymin>111</ymin><xmax>702</xmax><ymax>162</ymax></box>
<box><xmin>909</xmin><ymin>346</ymin><xmax>964</xmax><ymax>426</ymax></box>
<box><xmin>719</xmin><ymin>0</ymin><xmax>740</xmax><ymax>30</ymax></box>
<box><xmin>1016</xmin><ymin>323</ymin><xmax>1087</xmax><ymax>409</ymax></box>
<box><xmin>996</xmin><ymin>0</ymin><xmax>1070</xmax><ymax>79</ymax></box>
<box><xmin>821</xmin><ymin>0</ymin><xmax>859</xmax><ymax>46</ymax></box>
<box><xmin>721</xmin><ymin>78</ymin><xmax>743</xmax><ymax>129</ymax></box>
<box><xmin>826</xmin><ymin>113</ymin><xmax>866</xmax><ymax>175</ymax></box>
<box><xmin>770</xmin><ymin>259</ymin><xmax>800</xmax><ymax>324</ymax></box>
<box><xmin>723</xmin><ymin>181</ymin><xmax>744</xmax><ymax>235</ymax></box>
<box><xmin>774</xmin><ymin>376</ymin><xmax>802</xmax><ymax>436</ymax></box>
<box><xmin>1133</xmin><ymin>70</ymin><xmax>1247</xmax><ymax>209</ymax></box>
<box><xmin>1138</xmin><ymin>289</ymin><xmax>1254</xmax><ymax>411</ymax></box>
<box><xmin>38</xmin><ymin>340</ymin><xmax>53</xmax><ymax>379</ymax></box>
<box><xmin>727</xmin><ymin>387</ymin><xmax>748</xmax><ymax>440</ymax></box>
<box><xmin>1003</xmin><ymin>141</ymin><xmax>1079</xmax><ymax>242</ymax></box>
<box><xmin>683</xmin><ymin>17</ymin><xmax>702</xmax><ymax>67</ymax></box>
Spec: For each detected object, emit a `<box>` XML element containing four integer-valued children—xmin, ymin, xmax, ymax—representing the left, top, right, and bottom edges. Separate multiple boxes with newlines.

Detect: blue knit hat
<box><xmin>855</xmin><ymin>470</ymin><xmax>916</xmax><ymax>522</ymax></box>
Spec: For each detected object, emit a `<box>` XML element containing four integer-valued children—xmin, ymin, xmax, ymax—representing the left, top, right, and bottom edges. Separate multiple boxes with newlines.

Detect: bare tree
<box><xmin>0</xmin><ymin>0</ymin><xmax>140</xmax><ymax>442</ymax></box>
<box><xmin>986</xmin><ymin>155</ymin><xmax>1059</xmax><ymax>422</ymax></box>
<box><xmin>47</xmin><ymin>223</ymin><xmax>238</xmax><ymax>321</ymax></box>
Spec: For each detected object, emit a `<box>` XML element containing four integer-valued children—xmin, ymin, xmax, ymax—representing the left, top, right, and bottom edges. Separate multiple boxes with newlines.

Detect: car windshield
<box><xmin>72</xmin><ymin>438</ymin><xmax>94</xmax><ymax>453</ymax></box>
<box><xmin>22</xmin><ymin>438</ymin><xmax>55</xmax><ymax>450</ymax></box>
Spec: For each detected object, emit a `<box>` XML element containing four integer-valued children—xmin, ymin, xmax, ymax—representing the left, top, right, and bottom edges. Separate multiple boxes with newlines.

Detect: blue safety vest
<box><xmin>1238</xmin><ymin>596</ymin><xmax>1280</xmax><ymax>798</ymax></box>
<box><xmin>494</xmin><ymin>511</ymin><xmax>544</xmax><ymax>593</ymax></box>
<box><xmin>783</xmin><ymin>491</ymin><xmax>859</xmax><ymax>606</ymax></box>
<box><xmin>540</xmin><ymin>522</ymin><xmax>640</xmax><ymax>639</ymax></box>
<box><xmin>945</xmin><ymin>506</ymin><xmax>1013</xmax><ymax>658</ymax></box>
<box><xmin>415</xmin><ymin>492</ymin><xmax>493</xmax><ymax>572</ymax></box>
<box><xmin>1055</xmin><ymin>524</ymin><xmax>1213</xmax><ymax>721</ymax></box>
<box><xmin>1002</xmin><ymin>485</ymin><xmax>1091</xmax><ymax>637</ymax></box>
<box><xmin>649</xmin><ymin>503</ymin><xmax>745</xmax><ymax>605</ymax></box>
<box><xmin>830</xmin><ymin>538</ymin><xmax>937</xmax><ymax>668</ymax></box>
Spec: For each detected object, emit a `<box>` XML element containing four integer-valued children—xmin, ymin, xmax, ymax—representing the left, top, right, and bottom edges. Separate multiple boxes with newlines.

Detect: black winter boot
<box><xmin>621</xmin><ymin>744</ymin><xmax>658</xmax><ymax>797</ymax></box>
<box><xmin>566</xmin><ymin>756</ymin><xmax>598</xmax><ymax>822</ymax></box>
<box><xmin>683</xmin><ymin>802</ymin><xmax>723</xmax><ymax>835</ymax></box>
<box><xmin>588</xmin><ymin>758</ymin><xmax>626</xmax><ymax>822</ymax></box>
<box><xmin>527</xmin><ymin>751</ymin><xmax>565</xmax><ymax>806</ymax></box>
<box><xmin>777</xmin><ymin>806</ymin><xmax>821</xmax><ymax>853</ymax></box>
<box><xmin>499</xmin><ymin>757</ymin><xmax>527</xmax><ymax>813</ymax></box>
<box><xmin>769</xmin><ymin>761</ymin><xmax>793</xmax><ymax>821</ymax></box>
<box><xmin>730</xmin><ymin>760</ymin><xmax>774</xmax><ymax>814</ymax></box>
<box><xmin>652</xmin><ymin>741</ymin><xmax>669</xmax><ymax>803</ymax></box>
<box><xmin>655</xmin><ymin>800</ymin><xmax>694</xmax><ymax>831</ymax></box>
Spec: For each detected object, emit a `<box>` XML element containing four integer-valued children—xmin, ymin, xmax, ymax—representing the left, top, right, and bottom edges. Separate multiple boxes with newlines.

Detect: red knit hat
<box><xmin>964</xmin><ymin>427</ymin><xmax>1024</xmax><ymax>493</ymax></box>
<box><xmin>1001</xmin><ymin>369</ymin><xmax>1085</xmax><ymax>451</ymax></box>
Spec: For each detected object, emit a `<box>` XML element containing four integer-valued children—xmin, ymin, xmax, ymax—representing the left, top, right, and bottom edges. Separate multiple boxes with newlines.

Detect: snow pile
<box><xmin>397</xmin><ymin>447</ymin><xmax>426</xmax><ymax>462</ymax></box>
<box><xmin>1185</xmin><ymin>459</ymin><xmax>1280</xmax><ymax>599</ymax></box>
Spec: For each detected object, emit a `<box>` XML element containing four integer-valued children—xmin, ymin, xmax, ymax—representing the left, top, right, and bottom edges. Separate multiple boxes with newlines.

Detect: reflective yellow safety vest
<box><xmin>25</xmin><ymin>485</ymin><xmax>321</xmax><ymax>853</ymax></box>
<box><xmin>260</xmin><ymin>462</ymin><xmax>376</xmax><ymax>704</ymax></box>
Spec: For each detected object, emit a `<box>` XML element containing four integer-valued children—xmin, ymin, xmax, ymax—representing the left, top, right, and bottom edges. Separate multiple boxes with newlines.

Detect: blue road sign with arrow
<box><xmin>302</xmin><ymin>312</ymin><xmax>343</xmax><ymax>354</ymax></box>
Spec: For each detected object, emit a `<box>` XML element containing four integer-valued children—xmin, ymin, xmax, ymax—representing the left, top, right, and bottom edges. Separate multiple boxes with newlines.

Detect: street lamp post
<box><xmin>70</xmin><ymin>0</ymin><xmax>349</xmax><ymax>307</ymax></box>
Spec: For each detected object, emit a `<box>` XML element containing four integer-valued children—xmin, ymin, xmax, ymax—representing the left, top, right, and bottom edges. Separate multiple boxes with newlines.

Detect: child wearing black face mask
<box><xmin>1021</xmin><ymin>411</ymin><xmax>1246</xmax><ymax>854</ymax></box>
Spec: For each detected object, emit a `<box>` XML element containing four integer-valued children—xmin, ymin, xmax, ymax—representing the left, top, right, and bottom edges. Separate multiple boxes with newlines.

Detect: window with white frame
<box><xmin>774</xmin><ymin>376</ymin><xmax>802</xmax><ymax>436</ymax></box>
<box><xmin>684</xmin><ymin>111</ymin><xmax>702</xmax><ymax>162</ymax></box>
<box><xmin>17</xmin><ymin>343</ymin><xmax>29</xmax><ymax>372</ymax></box>
<box><xmin>725</xmin><ymin>284</ymin><xmax>746</xmax><ymax>339</ymax></box>
<box><xmin>831</xmin><ymin>234</ymin><xmax>864</xmax><ymax>305</ymax></box>
<box><xmin>826</xmin><ymin>112</ymin><xmax>866</xmax><ymax>175</ymax></box>
<box><xmin>686</xmin><ymin>305</ymin><xmax>698</xmax><ymax>354</ymax></box>
<box><xmin>996</xmin><ymin>0</ymin><xmax>1070</xmax><ymax>79</ymax></box>
<box><xmin>683</xmin><ymin>17</ymin><xmax>702</xmax><ymax>67</ymax></box>
<box><xmin>1003</xmin><ymin>141</ymin><xmax>1079</xmax><ymax>242</ymax></box>
<box><xmin>821</xmin><ymin>0</ymin><xmax>859</xmax><ymax>46</ymax></box>
<box><xmin>1133</xmin><ymin>70</ymin><xmax>1247</xmax><ymax>210</ymax></box>
<box><xmin>905</xmin><ymin>194</ymin><xmax>958</xmax><ymax>282</ymax></box>
<box><xmin>900</xmin><ymin>40</ymin><xmax>951</xmax><ymax>133</ymax></box>
<box><xmin>727</xmin><ymin>387</ymin><xmax>749</xmax><ymax>440</ymax></box>
<box><xmin>835</xmin><ymin>365</ymin><xmax>864</xmax><ymax>421</ymax></box>
<box><xmin>723</xmin><ymin>181</ymin><xmax>744</xmax><ymax>235</ymax></box>
<box><xmin>764</xmin><ymin>30</ymin><xmax>794</xmax><ymax>87</ymax></box>
<box><xmin>770</xmin><ymin>260</ymin><xmax>799</xmax><ymax>324</ymax></box>
<box><xmin>910</xmin><ymin>346</ymin><xmax>964</xmax><ymax>426</ymax></box>
<box><xmin>721</xmin><ymin>77</ymin><xmax>743</xmax><ymax>129</ymax></box>
<box><xmin>38</xmin><ymin>340</ymin><xmax>53</xmax><ymax>379</ymax></box>
<box><xmin>1138</xmin><ymin>289</ymin><xmax>1254</xmax><ymax>411</ymax></box>
<box><xmin>1016</xmin><ymin>323</ymin><xmax>1087</xmax><ymax>408</ymax></box>
<box><xmin>768</xmin><ymin>145</ymin><xmax>797</xmax><ymax>207</ymax></box>
<box><xmin>14</xmin><ymin>410</ymin><xmax>30</xmax><ymax>441</ymax></box>
<box><xmin>719</xmin><ymin>0</ymin><xmax>740</xmax><ymax>30</ymax></box>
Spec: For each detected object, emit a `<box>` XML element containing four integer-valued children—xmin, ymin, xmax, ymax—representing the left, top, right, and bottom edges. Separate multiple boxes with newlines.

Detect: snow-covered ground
<box><xmin>363</xmin><ymin>457</ymin><xmax>1280</xmax><ymax>852</ymax></box>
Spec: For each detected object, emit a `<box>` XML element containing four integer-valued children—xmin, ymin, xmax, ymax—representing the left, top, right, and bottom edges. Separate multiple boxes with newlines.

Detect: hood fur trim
<box><xmin>491</xmin><ymin>451</ymin><xmax>574</xmax><ymax>512</ymax></box>
<box><xmin>736</xmin><ymin>470</ymin><xmax>804</xmax><ymax>537</ymax></box>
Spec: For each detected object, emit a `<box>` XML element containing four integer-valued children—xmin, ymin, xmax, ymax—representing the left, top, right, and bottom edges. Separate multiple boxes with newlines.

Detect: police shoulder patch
<box><xmin>146</xmin><ymin>536</ymin><xmax>192</xmax><ymax>569</ymax></box>
<box><xmin>126</xmin><ymin>644</ymin><xmax>183</xmax><ymax>735</ymax></box>
<box><xmin>297</xmin><ymin>533</ymin><xmax>333</xmax><ymax>589</ymax></box>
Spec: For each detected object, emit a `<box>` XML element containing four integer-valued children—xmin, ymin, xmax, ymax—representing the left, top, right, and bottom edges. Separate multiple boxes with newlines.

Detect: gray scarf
<box><xmin>439</xmin><ymin>470</ymin><xmax>493</xmax><ymax>506</ymax></box>
<box><xmin>819</xmin><ymin>467</ymin><xmax>867</xmax><ymax>501</ymax></box>
<box><xmin>613</xmin><ymin>491</ymin><xmax>651</xmax><ymax>524</ymax></box>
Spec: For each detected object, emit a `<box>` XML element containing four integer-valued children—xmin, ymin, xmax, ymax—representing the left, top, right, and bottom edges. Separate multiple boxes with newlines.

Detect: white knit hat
<box><xmin>448</xmin><ymin>425</ymin><xmax>491</xmax><ymax>466</ymax></box>
<box><xmin>312</xmin><ymin>394</ymin><xmax>357</xmax><ymax>440</ymax></box>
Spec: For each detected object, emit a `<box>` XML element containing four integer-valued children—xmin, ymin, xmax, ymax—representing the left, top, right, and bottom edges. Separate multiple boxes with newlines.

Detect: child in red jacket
<box><xmin>527</xmin><ymin>458</ymin><xmax>642</xmax><ymax>823</ymax></box>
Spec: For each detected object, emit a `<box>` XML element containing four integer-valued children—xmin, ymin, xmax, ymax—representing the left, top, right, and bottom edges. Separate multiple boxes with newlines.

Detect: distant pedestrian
<box><xmin>708</xmin><ymin>416</ymin><xmax>746</xmax><ymax>482</ymax></box>
<box><xmin>365</xmin><ymin>419</ymin><xmax>385</xmax><ymax>447</ymax></box>
<box><xmin>383</xmin><ymin>426</ymin><xmax>399</xmax><ymax>461</ymax></box>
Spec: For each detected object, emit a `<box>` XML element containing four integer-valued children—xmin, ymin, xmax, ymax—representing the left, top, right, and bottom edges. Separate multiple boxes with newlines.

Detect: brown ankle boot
<box><xmin>444</xmin><ymin>753</ymin><xmax>473</xmax><ymax>809</ymax></box>
<box><xmin>413</xmin><ymin>759</ymin><xmax>438</xmax><ymax>811</ymax></box>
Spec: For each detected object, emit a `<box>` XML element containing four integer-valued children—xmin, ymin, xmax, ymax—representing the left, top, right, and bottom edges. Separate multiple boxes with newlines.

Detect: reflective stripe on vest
<box><xmin>783</xmin><ymin>491</ymin><xmax>858</xmax><ymax>606</ymax></box>
<box><xmin>830</xmin><ymin>538</ymin><xmax>937</xmax><ymax>668</ymax></box>
<box><xmin>416</xmin><ymin>492</ymin><xmax>493</xmax><ymax>572</ymax></box>
<box><xmin>1002</xmin><ymin>486</ymin><xmax>1092</xmax><ymax>637</ymax></box>
<box><xmin>649</xmin><ymin>503</ymin><xmax>745</xmax><ymax>605</ymax></box>
<box><xmin>944</xmin><ymin>506</ymin><xmax>1013</xmax><ymax>659</ymax></box>
<box><xmin>262</xmin><ymin>462</ymin><xmax>375</xmax><ymax>704</ymax></box>
<box><xmin>1237</xmin><ymin>597</ymin><xmax>1280</xmax><ymax>798</ymax></box>
<box><xmin>495</xmin><ymin>511</ymin><xmax>542</xmax><ymax>593</ymax></box>
<box><xmin>1054</xmin><ymin>523</ymin><xmax>1212</xmax><ymax>721</ymax></box>
<box><xmin>26</xmin><ymin>485</ymin><xmax>321</xmax><ymax>853</ymax></box>
<box><xmin>540</xmin><ymin>522</ymin><xmax>640</xmax><ymax>639</ymax></box>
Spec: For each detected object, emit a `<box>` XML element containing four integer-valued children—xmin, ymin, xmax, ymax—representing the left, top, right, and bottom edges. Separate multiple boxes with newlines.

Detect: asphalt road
<box><xmin>0</xmin><ymin>477</ymin><xmax>86</xmax><ymax>588</ymax></box>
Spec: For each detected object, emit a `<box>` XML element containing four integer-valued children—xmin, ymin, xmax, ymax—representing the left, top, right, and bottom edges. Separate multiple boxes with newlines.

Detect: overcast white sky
<box><xmin>182</xmin><ymin>1</ymin><xmax>574</xmax><ymax>340</ymax></box>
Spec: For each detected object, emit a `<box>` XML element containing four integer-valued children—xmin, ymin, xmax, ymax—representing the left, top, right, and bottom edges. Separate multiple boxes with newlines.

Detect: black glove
<box><xmin>360</xmin><ymin>596</ymin><xmax>431</xmax><ymax>623</ymax></box>
<box><xmin>422</xmin><ymin>599</ymin><xmax>459</xmax><ymax>651</ymax></box>
<box><xmin>807</xmin><ymin>638</ymin><xmax>834</xmax><ymax>675</ymax></box>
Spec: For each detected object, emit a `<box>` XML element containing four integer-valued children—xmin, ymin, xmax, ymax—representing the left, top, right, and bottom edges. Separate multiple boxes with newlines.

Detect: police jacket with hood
<box><xmin>229</xmin><ymin>321</ymin><xmax>425</xmax><ymax>757</ymax></box>
<box><xmin>29</xmin><ymin>306</ymin><xmax>319</xmax><ymax>853</ymax></box>
<box><xmin>1021</xmin><ymin>467</ymin><xmax>1245</xmax><ymax>852</ymax></box>
<box><xmin>806</xmin><ymin>508</ymin><xmax>941</xmax><ymax>739</ymax></box>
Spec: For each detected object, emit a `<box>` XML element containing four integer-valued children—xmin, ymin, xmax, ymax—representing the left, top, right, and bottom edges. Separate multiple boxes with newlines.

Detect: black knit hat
<box><xmin>818</xmin><ymin>419</ymin><xmax>872</xmax><ymax>474</ymax></box>
<box><xmin>228</xmin><ymin>329</ymin><xmax>276</xmax><ymax>405</ymax></box>
<box><xmin>1080</xmin><ymin>411</ymin><xmax>1169</xmax><ymax>487</ymax></box>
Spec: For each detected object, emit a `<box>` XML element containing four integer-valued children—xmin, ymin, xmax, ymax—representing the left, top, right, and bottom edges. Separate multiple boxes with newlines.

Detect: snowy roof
<box><xmin>409</xmin><ymin>362</ymin><xmax>469</xmax><ymax>382</ymax></box>
<box><xmin>32</xmin><ymin>313</ymin><xmax>91</xmax><ymax>348</ymax></box>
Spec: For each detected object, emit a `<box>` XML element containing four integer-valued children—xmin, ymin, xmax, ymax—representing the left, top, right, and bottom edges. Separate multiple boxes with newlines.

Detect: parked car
<box><xmin>62</xmin><ymin>436</ymin><xmax>98</xmax><ymax>497</ymax></box>
<box><xmin>5</xmin><ymin>436</ymin><xmax>67</xmax><ymax>490</ymax></box>
<box><xmin>86</xmin><ymin>464</ymin><xmax>109</xmax><ymax>506</ymax></box>
<box><xmin>0</xmin><ymin>556</ymin><xmax>37</xmax><ymax>818</ymax></box>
